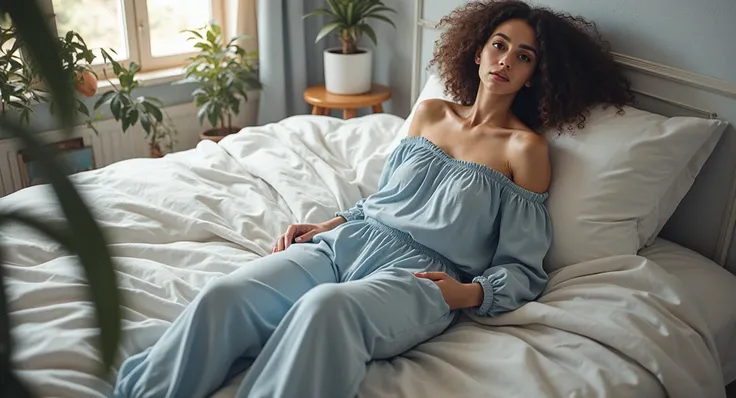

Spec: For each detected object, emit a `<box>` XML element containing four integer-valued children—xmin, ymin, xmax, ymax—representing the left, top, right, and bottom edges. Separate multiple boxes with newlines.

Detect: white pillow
<box><xmin>391</xmin><ymin>74</ymin><xmax>451</xmax><ymax>149</ymax></box>
<box><xmin>395</xmin><ymin>75</ymin><xmax>728</xmax><ymax>271</ymax></box>
<box><xmin>543</xmin><ymin>107</ymin><xmax>727</xmax><ymax>271</ymax></box>
<box><xmin>646</xmin><ymin>127</ymin><xmax>725</xmax><ymax>246</ymax></box>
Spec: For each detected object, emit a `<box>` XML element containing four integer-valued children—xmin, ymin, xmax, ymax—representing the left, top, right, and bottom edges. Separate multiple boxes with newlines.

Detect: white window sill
<box><xmin>96</xmin><ymin>67</ymin><xmax>186</xmax><ymax>94</ymax></box>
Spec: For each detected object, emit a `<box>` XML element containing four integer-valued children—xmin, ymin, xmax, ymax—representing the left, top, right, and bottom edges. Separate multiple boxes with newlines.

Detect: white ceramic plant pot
<box><xmin>324</xmin><ymin>48</ymin><xmax>372</xmax><ymax>95</ymax></box>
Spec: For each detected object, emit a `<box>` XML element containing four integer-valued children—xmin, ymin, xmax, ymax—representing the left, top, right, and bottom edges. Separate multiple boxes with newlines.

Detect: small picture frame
<box><xmin>17</xmin><ymin>137</ymin><xmax>96</xmax><ymax>188</ymax></box>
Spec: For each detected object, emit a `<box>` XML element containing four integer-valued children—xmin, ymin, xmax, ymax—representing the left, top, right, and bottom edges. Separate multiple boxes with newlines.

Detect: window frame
<box><xmin>43</xmin><ymin>0</ymin><xmax>225</xmax><ymax>75</ymax></box>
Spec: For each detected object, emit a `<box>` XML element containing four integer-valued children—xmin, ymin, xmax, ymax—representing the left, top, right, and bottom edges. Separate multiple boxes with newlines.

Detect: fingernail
<box><xmin>295</xmin><ymin>237</ymin><xmax>302</xmax><ymax>242</ymax></box>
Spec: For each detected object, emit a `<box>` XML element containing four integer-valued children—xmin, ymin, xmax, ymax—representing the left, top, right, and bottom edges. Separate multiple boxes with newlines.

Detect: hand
<box><xmin>273</xmin><ymin>223</ymin><xmax>329</xmax><ymax>253</ymax></box>
<box><xmin>414</xmin><ymin>272</ymin><xmax>484</xmax><ymax>310</ymax></box>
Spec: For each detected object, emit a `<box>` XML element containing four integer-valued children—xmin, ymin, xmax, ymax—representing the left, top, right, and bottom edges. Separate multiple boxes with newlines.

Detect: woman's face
<box><xmin>476</xmin><ymin>19</ymin><xmax>538</xmax><ymax>95</ymax></box>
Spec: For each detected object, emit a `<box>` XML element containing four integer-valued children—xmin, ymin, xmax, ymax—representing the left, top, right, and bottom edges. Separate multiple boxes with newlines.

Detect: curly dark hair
<box><xmin>428</xmin><ymin>0</ymin><xmax>634</xmax><ymax>131</ymax></box>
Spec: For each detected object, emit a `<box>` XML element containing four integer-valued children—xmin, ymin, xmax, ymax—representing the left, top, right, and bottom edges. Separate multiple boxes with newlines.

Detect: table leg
<box><xmin>312</xmin><ymin>106</ymin><xmax>324</xmax><ymax>115</ymax></box>
<box><xmin>372</xmin><ymin>104</ymin><xmax>384</xmax><ymax>113</ymax></box>
<box><xmin>344</xmin><ymin>109</ymin><xmax>357</xmax><ymax>119</ymax></box>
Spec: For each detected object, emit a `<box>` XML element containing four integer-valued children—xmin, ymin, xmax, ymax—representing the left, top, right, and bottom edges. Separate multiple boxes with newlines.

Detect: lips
<box><xmin>490</xmin><ymin>72</ymin><xmax>509</xmax><ymax>82</ymax></box>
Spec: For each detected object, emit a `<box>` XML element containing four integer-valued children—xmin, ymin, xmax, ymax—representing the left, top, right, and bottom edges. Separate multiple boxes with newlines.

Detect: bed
<box><xmin>5</xmin><ymin>1</ymin><xmax>736</xmax><ymax>397</ymax></box>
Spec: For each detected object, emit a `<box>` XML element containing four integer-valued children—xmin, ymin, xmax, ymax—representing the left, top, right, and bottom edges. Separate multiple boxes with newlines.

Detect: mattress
<box><xmin>640</xmin><ymin>238</ymin><xmax>736</xmax><ymax>384</ymax></box>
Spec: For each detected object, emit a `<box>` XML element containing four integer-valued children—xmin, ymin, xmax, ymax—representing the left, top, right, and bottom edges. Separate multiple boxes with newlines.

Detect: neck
<box><xmin>465</xmin><ymin>85</ymin><xmax>516</xmax><ymax>128</ymax></box>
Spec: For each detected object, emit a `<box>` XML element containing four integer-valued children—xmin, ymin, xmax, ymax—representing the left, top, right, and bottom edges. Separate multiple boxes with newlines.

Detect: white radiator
<box><xmin>0</xmin><ymin>99</ymin><xmax>257</xmax><ymax>197</ymax></box>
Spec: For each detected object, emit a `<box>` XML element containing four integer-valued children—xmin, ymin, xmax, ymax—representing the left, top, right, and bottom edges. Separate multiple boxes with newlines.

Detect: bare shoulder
<box><xmin>407</xmin><ymin>99</ymin><xmax>452</xmax><ymax>136</ymax></box>
<box><xmin>510</xmin><ymin>129</ymin><xmax>548</xmax><ymax>153</ymax></box>
<box><xmin>508</xmin><ymin>130</ymin><xmax>551</xmax><ymax>194</ymax></box>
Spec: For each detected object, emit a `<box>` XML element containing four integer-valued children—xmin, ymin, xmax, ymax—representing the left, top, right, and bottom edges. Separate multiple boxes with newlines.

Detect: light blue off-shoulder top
<box><xmin>336</xmin><ymin>136</ymin><xmax>552</xmax><ymax>317</ymax></box>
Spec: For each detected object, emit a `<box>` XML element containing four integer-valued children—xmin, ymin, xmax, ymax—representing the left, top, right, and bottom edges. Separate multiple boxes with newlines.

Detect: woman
<box><xmin>114</xmin><ymin>1</ymin><xmax>632</xmax><ymax>397</ymax></box>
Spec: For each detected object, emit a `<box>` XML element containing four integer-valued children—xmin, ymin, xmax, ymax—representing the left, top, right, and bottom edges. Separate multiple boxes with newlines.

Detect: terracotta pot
<box><xmin>75</xmin><ymin>71</ymin><xmax>98</xmax><ymax>97</ymax></box>
<box><xmin>199</xmin><ymin>126</ymin><xmax>241</xmax><ymax>143</ymax></box>
<box><xmin>150</xmin><ymin>143</ymin><xmax>163</xmax><ymax>158</ymax></box>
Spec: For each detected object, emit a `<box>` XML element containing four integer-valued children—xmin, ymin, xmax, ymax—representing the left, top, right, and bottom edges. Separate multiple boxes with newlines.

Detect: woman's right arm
<box><xmin>273</xmin><ymin>216</ymin><xmax>346</xmax><ymax>253</ymax></box>
<box><xmin>274</xmin><ymin>103</ymin><xmax>436</xmax><ymax>254</ymax></box>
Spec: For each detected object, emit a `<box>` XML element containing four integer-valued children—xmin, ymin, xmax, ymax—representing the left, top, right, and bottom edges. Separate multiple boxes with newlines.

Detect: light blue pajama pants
<box><xmin>114</xmin><ymin>218</ymin><xmax>457</xmax><ymax>398</ymax></box>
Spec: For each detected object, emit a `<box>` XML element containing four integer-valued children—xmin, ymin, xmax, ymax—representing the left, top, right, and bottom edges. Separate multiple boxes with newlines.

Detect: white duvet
<box><xmin>1</xmin><ymin>114</ymin><xmax>725</xmax><ymax>398</ymax></box>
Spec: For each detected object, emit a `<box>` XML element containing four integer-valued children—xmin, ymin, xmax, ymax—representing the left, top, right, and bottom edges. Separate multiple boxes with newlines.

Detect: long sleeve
<box><xmin>472</xmin><ymin>192</ymin><xmax>552</xmax><ymax>317</ymax></box>
<box><xmin>335</xmin><ymin>145</ymin><xmax>407</xmax><ymax>222</ymax></box>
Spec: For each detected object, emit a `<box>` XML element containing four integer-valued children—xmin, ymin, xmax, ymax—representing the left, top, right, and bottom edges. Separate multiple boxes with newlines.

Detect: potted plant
<box><xmin>93</xmin><ymin>49</ymin><xmax>177</xmax><ymax>157</ymax></box>
<box><xmin>47</xmin><ymin>31</ymin><xmax>100</xmax><ymax>119</ymax></box>
<box><xmin>304</xmin><ymin>0</ymin><xmax>396</xmax><ymax>95</ymax></box>
<box><xmin>180</xmin><ymin>22</ymin><xmax>261</xmax><ymax>143</ymax></box>
<box><xmin>20</xmin><ymin>27</ymin><xmax>106</xmax><ymax>126</ymax></box>
<box><xmin>0</xmin><ymin>22</ymin><xmax>49</xmax><ymax>124</ymax></box>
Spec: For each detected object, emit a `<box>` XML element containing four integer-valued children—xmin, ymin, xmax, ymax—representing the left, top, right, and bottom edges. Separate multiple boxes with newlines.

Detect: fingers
<box><xmin>295</xmin><ymin>231</ymin><xmax>315</xmax><ymax>243</ymax></box>
<box><xmin>276</xmin><ymin>235</ymin><xmax>285</xmax><ymax>252</ymax></box>
<box><xmin>414</xmin><ymin>272</ymin><xmax>447</xmax><ymax>281</ymax></box>
<box><xmin>284</xmin><ymin>225</ymin><xmax>297</xmax><ymax>250</ymax></box>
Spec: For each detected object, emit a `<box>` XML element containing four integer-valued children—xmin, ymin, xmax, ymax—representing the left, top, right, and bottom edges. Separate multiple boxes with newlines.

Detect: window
<box><xmin>44</xmin><ymin>0</ymin><xmax>224</xmax><ymax>73</ymax></box>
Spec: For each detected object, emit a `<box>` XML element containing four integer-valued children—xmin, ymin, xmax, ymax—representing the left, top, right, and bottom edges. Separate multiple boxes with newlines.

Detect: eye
<box><xmin>492</xmin><ymin>42</ymin><xmax>505</xmax><ymax>50</ymax></box>
<box><xmin>519</xmin><ymin>53</ymin><xmax>532</xmax><ymax>63</ymax></box>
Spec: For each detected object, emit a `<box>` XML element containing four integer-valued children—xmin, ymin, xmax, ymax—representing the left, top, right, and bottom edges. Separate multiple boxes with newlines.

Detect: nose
<box><xmin>499</xmin><ymin>56</ymin><xmax>512</xmax><ymax>69</ymax></box>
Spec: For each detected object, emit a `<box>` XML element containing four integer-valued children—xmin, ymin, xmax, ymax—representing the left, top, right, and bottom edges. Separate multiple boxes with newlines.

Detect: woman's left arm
<box><xmin>417</xmin><ymin>200</ymin><xmax>552</xmax><ymax>315</ymax></box>
<box><xmin>471</xmin><ymin>132</ymin><xmax>552</xmax><ymax>316</ymax></box>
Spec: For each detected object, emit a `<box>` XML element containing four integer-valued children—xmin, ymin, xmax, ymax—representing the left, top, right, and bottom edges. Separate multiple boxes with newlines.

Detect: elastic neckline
<box><xmin>400</xmin><ymin>136</ymin><xmax>549</xmax><ymax>203</ymax></box>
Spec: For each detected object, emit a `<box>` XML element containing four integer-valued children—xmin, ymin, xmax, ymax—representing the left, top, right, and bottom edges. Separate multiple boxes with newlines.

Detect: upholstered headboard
<box><xmin>410</xmin><ymin>0</ymin><xmax>736</xmax><ymax>274</ymax></box>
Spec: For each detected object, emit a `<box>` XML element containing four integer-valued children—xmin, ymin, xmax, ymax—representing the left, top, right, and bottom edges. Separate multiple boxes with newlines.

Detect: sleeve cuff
<box><xmin>335</xmin><ymin>208</ymin><xmax>363</xmax><ymax>222</ymax></box>
<box><xmin>471</xmin><ymin>276</ymin><xmax>495</xmax><ymax>316</ymax></box>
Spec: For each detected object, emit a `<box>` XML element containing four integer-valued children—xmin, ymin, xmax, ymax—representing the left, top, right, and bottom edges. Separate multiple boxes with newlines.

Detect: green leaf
<box><xmin>183</xmin><ymin>28</ymin><xmax>203</xmax><ymax>38</ymax></box>
<box><xmin>365</xmin><ymin>6</ymin><xmax>397</xmax><ymax>15</ymax></box>
<box><xmin>77</xmin><ymin>101</ymin><xmax>90</xmax><ymax>117</ymax></box>
<box><xmin>194</xmin><ymin>42</ymin><xmax>212</xmax><ymax>52</ymax></box>
<box><xmin>110</xmin><ymin>95</ymin><xmax>122</xmax><ymax>120</ymax></box>
<box><xmin>208</xmin><ymin>102</ymin><xmax>220</xmax><ymax>127</ymax></box>
<box><xmin>0</xmin><ymin>119</ymin><xmax>120</xmax><ymax>373</ymax></box>
<box><xmin>122</xmin><ymin>114</ymin><xmax>130</xmax><ymax>132</ymax></box>
<box><xmin>93</xmin><ymin>90</ymin><xmax>115</xmax><ymax>110</ymax></box>
<box><xmin>196</xmin><ymin>101</ymin><xmax>210</xmax><ymax>125</ymax></box>
<box><xmin>140</xmin><ymin>113</ymin><xmax>151</xmax><ymax>134</ymax></box>
<box><xmin>325</xmin><ymin>0</ymin><xmax>341</xmax><ymax>15</ymax></box>
<box><xmin>346</xmin><ymin>3</ymin><xmax>355</xmax><ymax>25</ymax></box>
<box><xmin>73</xmin><ymin>32</ymin><xmax>89</xmax><ymax>48</ymax></box>
<box><xmin>302</xmin><ymin>9</ymin><xmax>334</xmax><ymax>20</ymax></box>
<box><xmin>118</xmin><ymin>94</ymin><xmax>131</xmax><ymax>106</ymax></box>
<box><xmin>142</xmin><ymin>102</ymin><xmax>163</xmax><ymax>122</ymax></box>
<box><xmin>360</xmin><ymin>24</ymin><xmax>378</xmax><ymax>46</ymax></box>
<box><xmin>315</xmin><ymin>22</ymin><xmax>342</xmax><ymax>43</ymax></box>
<box><xmin>226</xmin><ymin>34</ymin><xmax>247</xmax><ymax>47</ymax></box>
<box><xmin>128</xmin><ymin>107</ymin><xmax>139</xmax><ymax>124</ymax></box>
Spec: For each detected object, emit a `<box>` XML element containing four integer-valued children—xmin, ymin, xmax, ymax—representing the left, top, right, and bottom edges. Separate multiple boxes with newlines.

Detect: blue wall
<box><xmin>372</xmin><ymin>0</ymin><xmax>736</xmax><ymax>118</ymax></box>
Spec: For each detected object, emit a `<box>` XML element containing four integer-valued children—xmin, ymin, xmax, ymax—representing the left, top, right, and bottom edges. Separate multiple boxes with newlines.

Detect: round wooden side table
<box><xmin>303</xmin><ymin>84</ymin><xmax>391</xmax><ymax>119</ymax></box>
